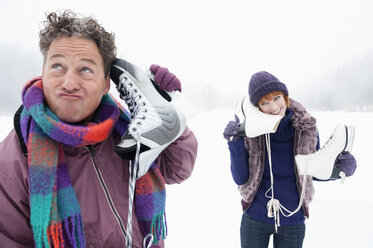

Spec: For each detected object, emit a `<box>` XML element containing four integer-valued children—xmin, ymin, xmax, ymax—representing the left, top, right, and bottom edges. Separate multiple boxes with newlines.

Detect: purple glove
<box><xmin>335</xmin><ymin>151</ymin><xmax>357</xmax><ymax>177</ymax></box>
<box><xmin>149</xmin><ymin>64</ymin><xmax>181</xmax><ymax>92</ymax></box>
<box><xmin>223</xmin><ymin>115</ymin><xmax>240</xmax><ymax>142</ymax></box>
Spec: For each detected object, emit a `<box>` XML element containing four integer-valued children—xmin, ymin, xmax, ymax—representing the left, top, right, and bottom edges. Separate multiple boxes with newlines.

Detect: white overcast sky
<box><xmin>1</xmin><ymin>0</ymin><xmax>373</xmax><ymax>111</ymax></box>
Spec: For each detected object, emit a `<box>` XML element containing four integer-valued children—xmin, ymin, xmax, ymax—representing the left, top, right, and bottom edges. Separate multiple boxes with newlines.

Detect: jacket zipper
<box><xmin>86</xmin><ymin>146</ymin><xmax>127</xmax><ymax>241</ymax></box>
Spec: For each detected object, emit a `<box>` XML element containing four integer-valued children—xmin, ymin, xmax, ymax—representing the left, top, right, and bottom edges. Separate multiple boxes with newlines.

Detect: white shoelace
<box><xmin>118</xmin><ymin>76</ymin><xmax>154</xmax><ymax>248</ymax></box>
<box><xmin>143</xmin><ymin>233</ymin><xmax>154</xmax><ymax>248</ymax></box>
<box><xmin>264</xmin><ymin>133</ymin><xmax>307</xmax><ymax>232</ymax></box>
<box><xmin>125</xmin><ymin>129</ymin><xmax>140</xmax><ymax>248</ymax></box>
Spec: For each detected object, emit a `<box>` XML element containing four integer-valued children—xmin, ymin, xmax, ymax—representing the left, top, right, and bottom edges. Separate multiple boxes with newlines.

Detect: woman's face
<box><xmin>258</xmin><ymin>94</ymin><xmax>287</xmax><ymax>118</ymax></box>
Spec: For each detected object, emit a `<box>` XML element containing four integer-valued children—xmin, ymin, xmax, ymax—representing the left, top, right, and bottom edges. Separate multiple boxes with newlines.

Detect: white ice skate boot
<box><xmin>111</xmin><ymin>58</ymin><xmax>187</xmax><ymax>178</ymax></box>
<box><xmin>236</xmin><ymin>96</ymin><xmax>282</xmax><ymax>138</ymax></box>
<box><xmin>295</xmin><ymin>124</ymin><xmax>355</xmax><ymax>180</ymax></box>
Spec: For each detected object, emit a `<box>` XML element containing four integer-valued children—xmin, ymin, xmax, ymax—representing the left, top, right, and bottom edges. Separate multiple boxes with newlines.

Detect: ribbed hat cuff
<box><xmin>250</xmin><ymin>81</ymin><xmax>288</xmax><ymax>105</ymax></box>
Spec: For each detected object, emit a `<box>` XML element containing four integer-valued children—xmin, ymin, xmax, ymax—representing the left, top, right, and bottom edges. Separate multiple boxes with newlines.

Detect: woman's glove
<box><xmin>335</xmin><ymin>151</ymin><xmax>357</xmax><ymax>177</ymax></box>
<box><xmin>149</xmin><ymin>64</ymin><xmax>182</xmax><ymax>92</ymax></box>
<box><xmin>223</xmin><ymin>115</ymin><xmax>241</xmax><ymax>142</ymax></box>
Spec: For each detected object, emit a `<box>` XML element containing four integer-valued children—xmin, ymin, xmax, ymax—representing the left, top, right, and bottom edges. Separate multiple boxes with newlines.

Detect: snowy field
<box><xmin>1</xmin><ymin>110</ymin><xmax>372</xmax><ymax>247</ymax></box>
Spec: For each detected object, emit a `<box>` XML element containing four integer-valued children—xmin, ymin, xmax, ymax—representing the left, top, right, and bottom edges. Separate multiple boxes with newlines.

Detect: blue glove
<box><xmin>335</xmin><ymin>151</ymin><xmax>357</xmax><ymax>177</ymax></box>
<box><xmin>149</xmin><ymin>64</ymin><xmax>182</xmax><ymax>92</ymax></box>
<box><xmin>223</xmin><ymin>115</ymin><xmax>240</xmax><ymax>142</ymax></box>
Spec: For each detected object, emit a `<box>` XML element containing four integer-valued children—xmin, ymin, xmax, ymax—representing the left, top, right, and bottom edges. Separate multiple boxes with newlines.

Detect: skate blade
<box><xmin>234</xmin><ymin>96</ymin><xmax>245</xmax><ymax>123</ymax></box>
<box><xmin>329</xmin><ymin>125</ymin><xmax>349</xmax><ymax>179</ymax></box>
<box><xmin>233</xmin><ymin>96</ymin><xmax>246</xmax><ymax>136</ymax></box>
<box><xmin>331</xmin><ymin>125</ymin><xmax>355</xmax><ymax>180</ymax></box>
<box><xmin>146</xmin><ymin>69</ymin><xmax>196</xmax><ymax>119</ymax></box>
<box><xmin>345</xmin><ymin>125</ymin><xmax>355</xmax><ymax>153</ymax></box>
<box><xmin>167</xmin><ymin>90</ymin><xmax>196</xmax><ymax>119</ymax></box>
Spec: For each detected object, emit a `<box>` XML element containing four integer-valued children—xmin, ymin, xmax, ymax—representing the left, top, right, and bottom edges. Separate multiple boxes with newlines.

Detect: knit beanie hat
<box><xmin>248</xmin><ymin>71</ymin><xmax>288</xmax><ymax>106</ymax></box>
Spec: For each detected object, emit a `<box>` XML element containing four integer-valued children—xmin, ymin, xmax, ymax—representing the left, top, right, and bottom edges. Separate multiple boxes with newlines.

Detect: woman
<box><xmin>223</xmin><ymin>71</ymin><xmax>357</xmax><ymax>248</ymax></box>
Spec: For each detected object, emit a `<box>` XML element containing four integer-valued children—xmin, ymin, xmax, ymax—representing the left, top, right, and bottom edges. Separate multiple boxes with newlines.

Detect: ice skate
<box><xmin>235</xmin><ymin>96</ymin><xmax>282</xmax><ymax>138</ymax></box>
<box><xmin>295</xmin><ymin>124</ymin><xmax>355</xmax><ymax>180</ymax></box>
<box><xmin>111</xmin><ymin>58</ymin><xmax>186</xmax><ymax>178</ymax></box>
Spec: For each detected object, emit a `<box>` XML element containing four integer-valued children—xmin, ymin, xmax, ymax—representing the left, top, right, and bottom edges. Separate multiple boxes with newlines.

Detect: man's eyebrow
<box><xmin>49</xmin><ymin>54</ymin><xmax>64</xmax><ymax>60</ymax></box>
<box><xmin>48</xmin><ymin>54</ymin><xmax>97</xmax><ymax>66</ymax></box>
<box><xmin>81</xmin><ymin>58</ymin><xmax>97</xmax><ymax>65</ymax></box>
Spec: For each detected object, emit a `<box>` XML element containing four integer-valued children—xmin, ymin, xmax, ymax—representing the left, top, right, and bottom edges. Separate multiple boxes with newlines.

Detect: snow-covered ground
<box><xmin>1</xmin><ymin>110</ymin><xmax>372</xmax><ymax>247</ymax></box>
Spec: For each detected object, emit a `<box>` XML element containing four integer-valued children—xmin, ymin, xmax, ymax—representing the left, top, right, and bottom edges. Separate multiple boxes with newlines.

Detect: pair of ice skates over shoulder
<box><xmin>110</xmin><ymin>59</ymin><xmax>195</xmax><ymax>248</ymax></box>
<box><xmin>234</xmin><ymin>95</ymin><xmax>355</xmax><ymax>181</ymax></box>
<box><xmin>110</xmin><ymin>58</ymin><xmax>193</xmax><ymax>179</ymax></box>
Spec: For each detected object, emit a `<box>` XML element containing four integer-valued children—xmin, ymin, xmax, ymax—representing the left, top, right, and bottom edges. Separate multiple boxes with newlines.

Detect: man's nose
<box><xmin>62</xmin><ymin>71</ymin><xmax>80</xmax><ymax>92</ymax></box>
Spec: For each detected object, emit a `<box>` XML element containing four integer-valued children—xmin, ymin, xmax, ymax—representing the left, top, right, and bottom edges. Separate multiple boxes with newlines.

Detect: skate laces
<box><xmin>143</xmin><ymin>233</ymin><xmax>154</xmax><ymax>248</ymax></box>
<box><xmin>299</xmin><ymin>132</ymin><xmax>335</xmax><ymax>160</ymax></box>
<box><xmin>264</xmin><ymin>133</ymin><xmax>307</xmax><ymax>232</ymax></box>
<box><xmin>125</xmin><ymin>128</ymin><xmax>141</xmax><ymax>248</ymax></box>
<box><xmin>117</xmin><ymin>74</ymin><xmax>147</xmax><ymax>126</ymax></box>
<box><xmin>125</xmin><ymin>126</ymin><xmax>155</xmax><ymax>248</ymax></box>
<box><xmin>118</xmin><ymin>75</ymin><xmax>155</xmax><ymax>248</ymax></box>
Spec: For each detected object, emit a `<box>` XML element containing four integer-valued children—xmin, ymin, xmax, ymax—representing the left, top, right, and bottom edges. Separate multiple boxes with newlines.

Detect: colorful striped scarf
<box><xmin>21</xmin><ymin>77</ymin><xmax>167</xmax><ymax>247</ymax></box>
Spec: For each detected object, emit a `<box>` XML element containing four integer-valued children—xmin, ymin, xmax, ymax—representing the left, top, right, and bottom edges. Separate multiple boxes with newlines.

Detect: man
<box><xmin>0</xmin><ymin>10</ymin><xmax>198</xmax><ymax>248</ymax></box>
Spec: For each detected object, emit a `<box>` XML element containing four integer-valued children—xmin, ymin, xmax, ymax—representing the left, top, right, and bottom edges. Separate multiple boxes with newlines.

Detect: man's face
<box><xmin>42</xmin><ymin>36</ymin><xmax>110</xmax><ymax>124</ymax></box>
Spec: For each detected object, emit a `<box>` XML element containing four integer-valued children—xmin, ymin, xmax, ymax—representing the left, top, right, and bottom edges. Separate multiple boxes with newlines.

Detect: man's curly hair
<box><xmin>39</xmin><ymin>10</ymin><xmax>116</xmax><ymax>77</ymax></box>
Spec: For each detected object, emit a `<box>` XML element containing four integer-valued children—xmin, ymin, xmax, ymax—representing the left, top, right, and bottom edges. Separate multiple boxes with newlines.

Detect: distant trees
<box><xmin>0</xmin><ymin>43</ymin><xmax>42</xmax><ymax>115</ymax></box>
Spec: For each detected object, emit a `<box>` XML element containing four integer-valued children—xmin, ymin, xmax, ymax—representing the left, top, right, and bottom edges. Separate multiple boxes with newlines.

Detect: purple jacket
<box><xmin>0</xmin><ymin>126</ymin><xmax>198</xmax><ymax>248</ymax></box>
